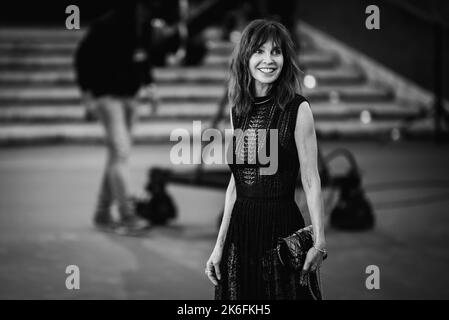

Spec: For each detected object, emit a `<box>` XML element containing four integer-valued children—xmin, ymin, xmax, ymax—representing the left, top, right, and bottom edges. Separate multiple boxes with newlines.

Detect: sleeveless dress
<box><xmin>215</xmin><ymin>93</ymin><xmax>319</xmax><ymax>300</ymax></box>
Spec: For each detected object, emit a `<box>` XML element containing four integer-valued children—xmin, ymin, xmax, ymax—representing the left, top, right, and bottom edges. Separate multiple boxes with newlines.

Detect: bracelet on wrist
<box><xmin>313</xmin><ymin>245</ymin><xmax>328</xmax><ymax>257</ymax></box>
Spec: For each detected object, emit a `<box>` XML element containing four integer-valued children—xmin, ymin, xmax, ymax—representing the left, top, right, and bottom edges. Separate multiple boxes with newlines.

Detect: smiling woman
<box><xmin>227</xmin><ymin>19</ymin><xmax>303</xmax><ymax>118</ymax></box>
<box><xmin>249</xmin><ymin>41</ymin><xmax>284</xmax><ymax>95</ymax></box>
<box><xmin>206</xmin><ymin>19</ymin><xmax>327</xmax><ymax>300</ymax></box>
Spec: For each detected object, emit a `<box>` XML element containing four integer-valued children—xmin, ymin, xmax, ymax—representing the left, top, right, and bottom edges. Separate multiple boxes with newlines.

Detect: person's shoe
<box><xmin>115</xmin><ymin>215</ymin><xmax>150</xmax><ymax>236</ymax></box>
<box><xmin>93</xmin><ymin>215</ymin><xmax>118</xmax><ymax>232</ymax></box>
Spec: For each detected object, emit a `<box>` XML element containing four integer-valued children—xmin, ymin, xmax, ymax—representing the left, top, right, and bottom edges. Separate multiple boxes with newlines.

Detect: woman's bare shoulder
<box><xmin>294</xmin><ymin>98</ymin><xmax>314</xmax><ymax>136</ymax></box>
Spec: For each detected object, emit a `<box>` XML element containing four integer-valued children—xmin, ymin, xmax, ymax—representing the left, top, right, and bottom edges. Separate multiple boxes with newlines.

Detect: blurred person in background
<box><xmin>74</xmin><ymin>1</ymin><xmax>162</xmax><ymax>233</ymax></box>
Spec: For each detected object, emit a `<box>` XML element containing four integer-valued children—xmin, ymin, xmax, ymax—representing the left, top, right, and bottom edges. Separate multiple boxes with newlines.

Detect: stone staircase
<box><xmin>0</xmin><ymin>26</ymin><xmax>433</xmax><ymax>145</ymax></box>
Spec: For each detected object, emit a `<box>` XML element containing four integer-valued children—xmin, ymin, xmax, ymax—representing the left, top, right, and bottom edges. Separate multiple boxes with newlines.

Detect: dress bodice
<box><xmin>229</xmin><ymin>94</ymin><xmax>308</xmax><ymax>200</ymax></box>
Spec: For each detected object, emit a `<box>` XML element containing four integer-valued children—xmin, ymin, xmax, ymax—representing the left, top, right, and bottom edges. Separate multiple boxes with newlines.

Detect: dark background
<box><xmin>297</xmin><ymin>0</ymin><xmax>449</xmax><ymax>100</ymax></box>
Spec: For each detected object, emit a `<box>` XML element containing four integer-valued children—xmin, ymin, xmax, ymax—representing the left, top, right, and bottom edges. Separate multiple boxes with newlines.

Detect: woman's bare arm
<box><xmin>215</xmin><ymin>174</ymin><xmax>236</xmax><ymax>250</ymax></box>
<box><xmin>215</xmin><ymin>109</ymin><xmax>237</xmax><ymax>250</ymax></box>
<box><xmin>206</xmin><ymin>109</ymin><xmax>237</xmax><ymax>285</ymax></box>
<box><xmin>295</xmin><ymin>101</ymin><xmax>326</xmax><ymax>250</ymax></box>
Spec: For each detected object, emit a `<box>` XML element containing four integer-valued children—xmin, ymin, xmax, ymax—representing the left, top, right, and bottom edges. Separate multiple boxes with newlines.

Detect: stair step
<box><xmin>0</xmin><ymin>27</ymin><xmax>314</xmax><ymax>43</ymax></box>
<box><xmin>0</xmin><ymin>42</ymin><xmax>77</xmax><ymax>55</ymax></box>
<box><xmin>0</xmin><ymin>68</ymin><xmax>229</xmax><ymax>85</ymax></box>
<box><xmin>0</xmin><ymin>28</ymin><xmax>85</xmax><ymax>39</ymax></box>
<box><xmin>0</xmin><ymin>40</ymin><xmax>239</xmax><ymax>56</ymax></box>
<box><xmin>0</xmin><ymin>101</ymin><xmax>423</xmax><ymax>123</ymax></box>
<box><xmin>0</xmin><ymin>65</ymin><xmax>364</xmax><ymax>86</ymax></box>
<box><xmin>0</xmin><ymin>27</ymin><xmax>314</xmax><ymax>45</ymax></box>
<box><xmin>0</xmin><ymin>121</ymin><xmax>207</xmax><ymax>145</ymax></box>
<box><xmin>0</xmin><ymin>49</ymin><xmax>335</xmax><ymax>70</ymax></box>
<box><xmin>0</xmin><ymin>118</ymin><xmax>433</xmax><ymax>146</ymax></box>
<box><xmin>0</xmin><ymin>83</ymin><xmax>394</xmax><ymax>105</ymax></box>
<box><xmin>305</xmin><ymin>67</ymin><xmax>365</xmax><ymax>85</ymax></box>
<box><xmin>0</xmin><ymin>37</ymin><xmax>316</xmax><ymax>56</ymax></box>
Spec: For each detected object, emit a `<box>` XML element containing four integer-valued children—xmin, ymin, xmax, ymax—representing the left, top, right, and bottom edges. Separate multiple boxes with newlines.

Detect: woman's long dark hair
<box><xmin>228</xmin><ymin>19</ymin><xmax>303</xmax><ymax>116</ymax></box>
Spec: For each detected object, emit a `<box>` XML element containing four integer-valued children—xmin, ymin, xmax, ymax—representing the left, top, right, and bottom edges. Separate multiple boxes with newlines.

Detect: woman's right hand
<box><xmin>205</xmin><ymin>247</ymin><xmax>222</xmax><ymax>286</ymax></box>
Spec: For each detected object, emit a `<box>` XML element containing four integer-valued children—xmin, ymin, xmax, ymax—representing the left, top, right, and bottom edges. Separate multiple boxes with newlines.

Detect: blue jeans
<box><xmin>93</xmin><ymin>96</ymin><xmax>138</xmax><ymax>220</ymax></box>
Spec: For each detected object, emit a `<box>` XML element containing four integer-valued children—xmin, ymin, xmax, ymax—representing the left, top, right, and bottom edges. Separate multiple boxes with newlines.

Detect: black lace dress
<box><xmin>215</xmin><ymin>93</ymin><xmax>318</xmax><ymax>300</ymax></box>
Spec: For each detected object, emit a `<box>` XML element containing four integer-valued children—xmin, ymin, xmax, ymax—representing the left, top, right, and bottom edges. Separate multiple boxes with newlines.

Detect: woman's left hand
<box><xmin>302</xmin><ymin>246</ymin><xmax>325</xmax><ymax>275</ymax></box>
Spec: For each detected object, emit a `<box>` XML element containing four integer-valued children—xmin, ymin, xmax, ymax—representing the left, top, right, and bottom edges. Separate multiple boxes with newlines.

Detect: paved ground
<box><xmin>0</xmin><ymin>140</ymin><xmax>448</xmax><ymax>299</ymax></box>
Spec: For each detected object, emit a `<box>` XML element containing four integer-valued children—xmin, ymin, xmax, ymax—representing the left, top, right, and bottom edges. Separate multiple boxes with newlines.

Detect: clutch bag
<box><xmin>276</xmin><ymin>225</ymin><xmax>327</xmax><ymax>299</ymax></box>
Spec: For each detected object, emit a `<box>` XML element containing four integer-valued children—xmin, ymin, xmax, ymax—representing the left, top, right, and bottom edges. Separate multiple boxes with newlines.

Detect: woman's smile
<box><xmin>257</xmin><ymin>66</ymin><xmax>278</xmax><ymax>74</ymax></box>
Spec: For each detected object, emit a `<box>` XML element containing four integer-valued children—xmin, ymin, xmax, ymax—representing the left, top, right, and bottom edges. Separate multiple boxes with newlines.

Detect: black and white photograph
<box><xmin>0</xmin><ymin>0</ymin><xmax>448</xmax><ymax>303</ymax></box>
